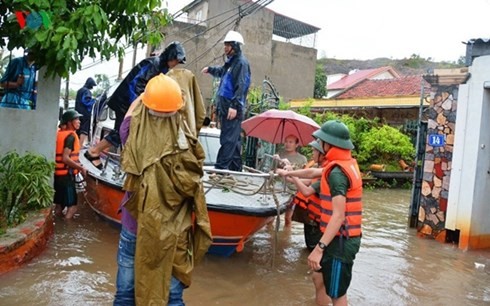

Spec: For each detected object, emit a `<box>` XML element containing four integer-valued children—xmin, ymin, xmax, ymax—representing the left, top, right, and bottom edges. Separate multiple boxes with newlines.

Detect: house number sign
<box><xmin>428</xmin><ymin>134</ymin><xmax>445</xmax><ymax>147</ymax></box>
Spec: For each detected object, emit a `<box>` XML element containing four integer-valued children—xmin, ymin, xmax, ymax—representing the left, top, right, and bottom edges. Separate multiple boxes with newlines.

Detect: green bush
<box><xmin>356</xmin><ymin>125</ymin><xmax>415</xmax><ymax>166</ymax></box>
<box><xmin>0</xmin><ymin>152</ymin><xmax>55</xmax><ymax>234</ymax></box>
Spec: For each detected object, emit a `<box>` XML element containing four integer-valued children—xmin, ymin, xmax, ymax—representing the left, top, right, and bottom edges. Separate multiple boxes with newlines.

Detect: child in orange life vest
<box><xmin>284</xmin><ymin>139</ymin><xmax>332</xmax><ymax>306</ymax></box>
<box><xmin>54</xmin><ymin>110</ymin><xmax>87</xmax><ymax>219</ymax></box>
<box><xmin>277</xmin><ymin>120</ymin><xmax>362</xmax><ymax>306</ymax></box>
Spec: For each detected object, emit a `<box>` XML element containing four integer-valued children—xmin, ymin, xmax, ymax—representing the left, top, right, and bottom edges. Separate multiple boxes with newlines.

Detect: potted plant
<box><xmin>0</xmin><ymin>151</ymin><xmax>54</xmax><ymax>234</ymax></box>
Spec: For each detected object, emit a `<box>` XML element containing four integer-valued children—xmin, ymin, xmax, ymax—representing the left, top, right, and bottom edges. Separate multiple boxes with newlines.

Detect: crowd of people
<box><xmin>51</xmin><ymin>29</ymin><xmax>362</xmax><ymax>306</ymax></box>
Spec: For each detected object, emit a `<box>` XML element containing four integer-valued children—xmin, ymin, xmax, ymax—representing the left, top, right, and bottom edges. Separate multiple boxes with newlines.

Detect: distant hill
<box><xmin>318</xmin><ymin>56</ymin><xmax>465</xmax><ymax>76</ymax></box>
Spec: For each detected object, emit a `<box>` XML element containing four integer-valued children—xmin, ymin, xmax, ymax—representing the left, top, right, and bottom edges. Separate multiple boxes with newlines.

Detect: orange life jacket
<box><xmin>319</xmin><ymin>147</ymin><xmax>362</xmax><ymax>237</ymax></box>
<box><xmin>55</xmin><ymin>130</ymin><xmax>80</xmax><ymax>176</ymax></box>
<box><xmin>291</xmin><ymin>159</ymin><xmax>327</xmax><ymax>223</ymax></box>
<box><xmin>292</xmin><ymin>160</ymin><xmax>314</xmax><ymax>209</ymax></box>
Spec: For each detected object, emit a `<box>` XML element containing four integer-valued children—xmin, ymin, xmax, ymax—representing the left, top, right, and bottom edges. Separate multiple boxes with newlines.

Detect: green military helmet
<box><xmin>308</xmin><ymin>139</ymin><xmax>325</xmax><ymax>154</ymax></box>
<box><xmin>312</xmin><ymin>120</ymin><xmax>354</xmax><ymax>150</ymax></box>
<box><xmin>61</xmin><ymin>109</ymin><xmax>83</xmax><ymax>125</ymax></box>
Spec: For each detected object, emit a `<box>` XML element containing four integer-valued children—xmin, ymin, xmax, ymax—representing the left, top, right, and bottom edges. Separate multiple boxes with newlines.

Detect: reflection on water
<box><xmin>0</xmin><ymin>189</ymin><xmax>489</xmax><ymax>305</ymax></box>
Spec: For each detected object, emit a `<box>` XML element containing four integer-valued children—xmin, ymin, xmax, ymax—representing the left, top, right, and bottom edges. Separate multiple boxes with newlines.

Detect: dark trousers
<box><xmin>215</xmin><ymin>113</ymin><xmax>243</xmax><ymax>171</ymax></box>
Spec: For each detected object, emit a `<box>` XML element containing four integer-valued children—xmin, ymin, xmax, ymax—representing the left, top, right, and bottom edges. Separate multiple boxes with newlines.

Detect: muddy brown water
<box><xmin>0</xmin><ymin>189</ymin><xmax>489</xmax><ymax>305</ymax></box>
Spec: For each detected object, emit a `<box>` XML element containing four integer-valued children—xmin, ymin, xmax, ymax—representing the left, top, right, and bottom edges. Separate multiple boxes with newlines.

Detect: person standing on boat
<box><xmin>277</xmin><ymin>120</ymin><xmax>362</xmax><ymax>306</ymax></box>
<box><xmin>75</xmin><ymin>77</ymin><xmax>97</xmax><ymax>147</ymax></box>
<box><xmin>114</xmin><ymin>74</ymin><xmax>212</xmax><ymax>305</ymax></box>
<box><xmin>54</xmin><ymin>110</ymin><xmax>87</xmax><ymax>220</ymax></box>
<box><xmin>201</xmin><ymin>30</ymin><xmax>251</xmax><ymax>172</ymax></box>
<box><xmin>84</xmin><ymin>41</ymin><xmax>187</xmax><ymax>170</ymax></box>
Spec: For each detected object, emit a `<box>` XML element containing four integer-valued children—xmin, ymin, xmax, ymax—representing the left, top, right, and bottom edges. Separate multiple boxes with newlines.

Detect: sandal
<box><xmin>84</xmin><ymin>151</ymin><xmax>103</xmax><ymax>170</ymax></box>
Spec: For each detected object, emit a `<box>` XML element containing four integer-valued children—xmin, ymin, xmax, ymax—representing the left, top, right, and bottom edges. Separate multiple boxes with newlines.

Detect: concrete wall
<box><xmin>163</xmin><ymin>0</ymin><xmax>317</xmax><ymax>113</ymax></box>
<box><xmin>447</xmin><ymin>55</ymin><xmax>490</xmax><ymax>250</ymax></box>
<box><xmin>0</xmin><ymin>67</ymin><xmax>61</xmax><ymax>161</ymax></box>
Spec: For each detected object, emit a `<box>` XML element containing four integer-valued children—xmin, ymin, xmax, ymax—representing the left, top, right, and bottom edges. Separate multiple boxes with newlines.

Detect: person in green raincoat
<box><xmin>117</xmin><ymin>73</ymin><xmax>212</xmax><ymax>305</ymax></box>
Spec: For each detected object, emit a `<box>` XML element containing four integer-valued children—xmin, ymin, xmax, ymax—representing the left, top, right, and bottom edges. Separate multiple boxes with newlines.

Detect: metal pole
<box><xmin>117</xmin><ymin>58</ymin><xmax>124</xmax><ymax>81</ymax></box>
<box><xmin>64</xmin><ymin>76</ymin><xmax>70</xmax><ymax>109</ymax></box>
<box><xmin>132</xmin><ymin>43</ymin><xmax>138</xmax><ymax>68</ymax></box>
<box><xmin>408</xmin><ymin>76</ymin><xmax>427</xmax><ymax>228</ymax></box>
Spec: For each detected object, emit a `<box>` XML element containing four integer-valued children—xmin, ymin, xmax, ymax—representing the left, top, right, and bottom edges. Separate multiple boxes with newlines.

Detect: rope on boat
<box><xmin>202</xmin><ymin>166</ymin><xmax>294</xmax><ymax>196</ymax></box>
<box><xmin>269</xmin><ymin>170</ymin><xmax>281</xmax><ymax>267</ymax></box>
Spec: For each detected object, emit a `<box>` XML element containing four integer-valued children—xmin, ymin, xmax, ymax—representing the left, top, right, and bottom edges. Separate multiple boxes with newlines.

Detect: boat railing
<box><xmin>202</xmin><ymin>166</ymin><xmax>292</xmax><ymax>206</ymax></box>
<box><xmin>100</xmin><ymin>151</ymin><xmax>125</xmax><ymax>182</ymax></box>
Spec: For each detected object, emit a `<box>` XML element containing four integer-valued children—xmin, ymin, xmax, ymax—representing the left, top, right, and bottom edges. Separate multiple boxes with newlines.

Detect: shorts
<box><xmin>77</xmin><ymin>117</ymin><xmax>90</xmax><ymax>136</ymax></box>
<box><xmin>54</xmin><ymin>175</ymin><xmax>77</xmax><ymax>208</ymax></box>
<box><xmin>304</xmin><ymin>221</ymin><xmax>322</xmax><ymax>251</ymax></box>
<box><xmin>320</xmin><ymin>236</ymin><xmax>361</xmax><ymax>299</ymax></box>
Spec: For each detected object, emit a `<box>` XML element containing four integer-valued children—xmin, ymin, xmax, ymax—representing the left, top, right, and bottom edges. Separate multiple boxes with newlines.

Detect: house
<box><xmin>326</xmin><ymin>66</ymin><xmax>400</xmax><ymax>98</ymax></box>
<box><xmin>157</xmin><ymin>0</ymin><xmax>320</xmax><ymax>112</ymax></box>
<box><xmin>290</xmin><ymin>69</ymin><xmax>430</xmax><ymax>126</ymax></box>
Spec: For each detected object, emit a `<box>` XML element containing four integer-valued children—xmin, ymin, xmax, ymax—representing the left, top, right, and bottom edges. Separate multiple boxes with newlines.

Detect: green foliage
<box><xmin>296</xmin><ymin>99</ymin><xmax>313</xmax><ymax>117</ymax></box>
<box><xmin>93</xmin><ymin>73</ymin><xmax>111</xmax><ymax>96</ymax></box>
<box><xmin>246</xmin><ymin>81</ymin><xmax>283</xmax><ymax>115</ymax></box>
<box><xmin>0</xmin><ymin>1</ymin><xmax>172</xmax><ymax>78</ymax></box>
<box><xmin>288</xmin><ymin>109</ymin><xmax>415</xmax><ymax>170</ymax></box>
<box><xmin>356</xmin><ymin>125</ymin><xmax>415</xmax><ymax>166</ymax></box>
<box><xmin>246</xmin><ymin>86</ymin><xmax>265</xmax><ymax>115</ymax></box>
<box><xmin>314</xmin><ymin>63</ymin><xmax>327</xmax><ymax>98</ymax></box>
<box><xmin>403</xmin><ymin>54</ymin><xmax>429</xmax><ymax>69</ymax></box>
<box><xmin>0</xmin><ymin>152</ymin><xmax>55</xmax><ymax>233</ymax></box>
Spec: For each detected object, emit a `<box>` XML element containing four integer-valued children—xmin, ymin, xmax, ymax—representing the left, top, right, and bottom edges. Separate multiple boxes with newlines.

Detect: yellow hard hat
<box><xmin>141</xmin><ymin>73</ymin><xmax>183</xmax><ymax>112</ymax></box>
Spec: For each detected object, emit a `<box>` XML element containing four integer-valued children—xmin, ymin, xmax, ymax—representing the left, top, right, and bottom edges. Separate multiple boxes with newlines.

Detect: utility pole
<box><xmin>64</xmin><ymin>76</ymin><xmax>70</xmax><ymax>110</ymax></box>
<box><xmin>117</xmin><ymin>58</ymin><xmax>124</xmax><ymax>81</ymax></box>
<box><xmin>132</xmin><ymin>43</ymin><xmax>138</xmax><ymax>68</ymax></box>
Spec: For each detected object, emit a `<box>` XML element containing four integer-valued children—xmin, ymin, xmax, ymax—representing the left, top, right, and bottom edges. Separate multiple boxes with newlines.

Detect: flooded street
<box><xmin>0</xmin><ymin>189</ymin><xmax>489</xmax><ymax>305</ymax></box>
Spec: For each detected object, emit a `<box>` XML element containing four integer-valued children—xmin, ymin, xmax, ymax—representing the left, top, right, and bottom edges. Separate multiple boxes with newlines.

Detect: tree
<box><xmin>93</xmin><ymin>73</ymin><xmax>111</xmax><ymax>96</ymax></box>
<box><xmin>0</xmin><ymin>1</ymin><xmax>172</xmax><ymax>78</ymax></box>
<box><xmin>314</xmin><ymin>63</ymin><xmax>326</xmax><ymax>99</ymax></box>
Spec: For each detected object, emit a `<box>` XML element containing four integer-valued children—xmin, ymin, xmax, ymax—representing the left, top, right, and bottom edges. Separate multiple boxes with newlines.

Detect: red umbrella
<box><xmin>241</xmin><ymin>109</ymin><xmax>320</xmax><ymax>146</ymax></box>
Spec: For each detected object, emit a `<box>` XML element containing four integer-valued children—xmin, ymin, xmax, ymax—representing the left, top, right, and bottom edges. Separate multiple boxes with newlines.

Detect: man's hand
<box><xmin>201</xmin><ymin>67</ymin><xmax>209</xmax><ymax>74</ymax></box>
<box><xmin>227</xmin><ymin>107</ymin><xmax>237</xmax><ymax>120</ymax></box>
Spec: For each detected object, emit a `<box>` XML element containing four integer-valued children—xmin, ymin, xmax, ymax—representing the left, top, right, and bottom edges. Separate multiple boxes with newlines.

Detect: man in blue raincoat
<box><xmin>202</xmin><ymin>30</ymin><xmax>251</xmax><ymax>172</ymax></box>
<box><xmin>75</xmin><ymin>77</ymin><xmax>97</xmax><ymax>146</ymax></box>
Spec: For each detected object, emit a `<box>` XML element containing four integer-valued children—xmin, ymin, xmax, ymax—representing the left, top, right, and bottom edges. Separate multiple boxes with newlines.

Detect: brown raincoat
<box><xmin>121</xmin><ymin>69</ymin><xmax>212</xmax><ymax>305</ymax></box>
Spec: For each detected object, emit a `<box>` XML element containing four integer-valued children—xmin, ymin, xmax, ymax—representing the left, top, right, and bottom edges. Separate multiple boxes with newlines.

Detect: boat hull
<box><xmin>84</xmin><ymin>173</ymin><xmax>286</xmax><ymax>256</ymax></box>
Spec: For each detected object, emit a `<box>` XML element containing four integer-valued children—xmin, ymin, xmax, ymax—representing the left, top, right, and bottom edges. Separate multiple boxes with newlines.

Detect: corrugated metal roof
<box><xmin>272</xmin><ymin>13</ymin><xmax>320</xmax><ymax>39</ymax></box>
<box><xmin>464</xmin><ymin>38</ymin><xmax>490</xmax><ymax>66</ymax></box>
<box><xmin>182</xmin><ymin>0</ymin><xmax>320</xmax><ymax>40</ymax></box>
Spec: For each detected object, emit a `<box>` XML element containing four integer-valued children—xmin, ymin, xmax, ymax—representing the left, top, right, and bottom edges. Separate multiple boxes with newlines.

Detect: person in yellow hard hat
<box><xmin>113</xmin><ymin>74</ymin><xmax>212</xmax><ymax>305</ymax></box>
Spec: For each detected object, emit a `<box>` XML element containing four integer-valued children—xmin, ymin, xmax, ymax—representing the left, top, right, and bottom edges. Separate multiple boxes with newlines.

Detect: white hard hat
<box><xmin>223</xmin><ymin>30</ymin><xmax>244</xmax><ymax>45</ymax></box>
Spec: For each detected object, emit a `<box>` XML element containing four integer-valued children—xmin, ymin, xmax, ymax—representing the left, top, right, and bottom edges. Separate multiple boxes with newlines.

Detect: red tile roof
<box><xmin>328</xmin><ymin>66</ymin><xmax>400</xmax><ymax>90</ymax></box>
<box><xmin>336</xmin><ymin>75</ymin><xmax>429</xmax><ymax>99</ymax></box>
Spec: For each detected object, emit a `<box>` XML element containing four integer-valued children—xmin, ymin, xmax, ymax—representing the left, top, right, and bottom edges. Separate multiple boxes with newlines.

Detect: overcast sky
<box><xmin>265</xmin><ymin>0</ymin><xmax>490</xmax><ymax>62</ymax></box>
<box><xmin>68</xmin><ymin>0</ymin><xmax>490</xmax><ymax>88</ymax></box>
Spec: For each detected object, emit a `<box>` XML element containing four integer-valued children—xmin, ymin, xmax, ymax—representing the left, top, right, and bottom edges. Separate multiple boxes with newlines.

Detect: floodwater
<box><xmin>0</xmin><ymin>189</ymin><xmax>489</xmax><ymax>306</ymax></box>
